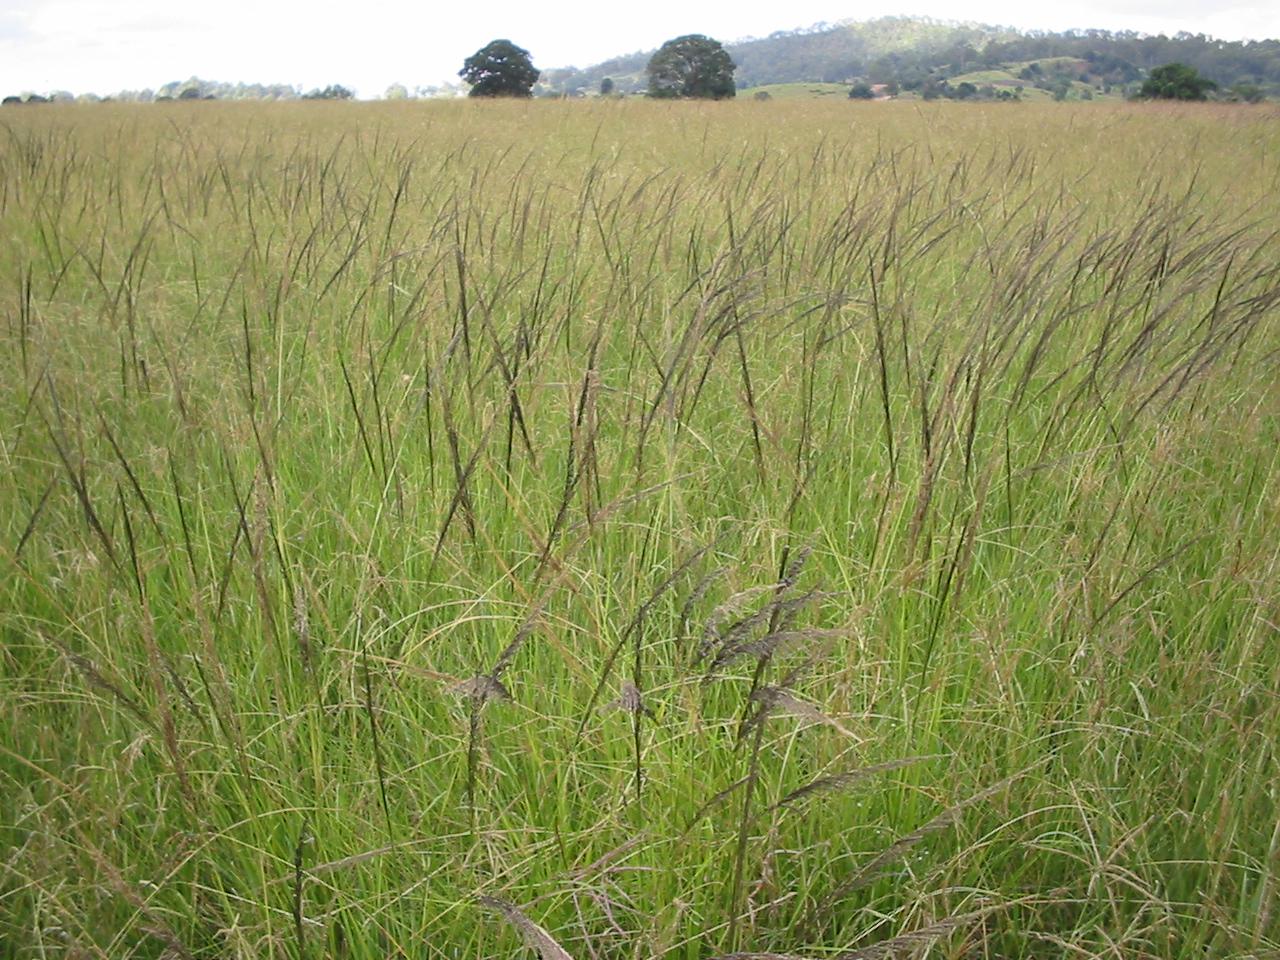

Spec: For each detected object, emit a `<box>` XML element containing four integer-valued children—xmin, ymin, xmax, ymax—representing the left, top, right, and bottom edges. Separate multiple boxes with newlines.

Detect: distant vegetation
<box><xmin>1139</xmin><ymin>61</ymin><xmax>1217</xmax><ymax>99</ymax></box>
<box><xmin>646</xmin><ymin>35</ymin><xmax>737</xmax><ymax>99</ymax></box>
<box><xmin>1</xmin><ymin>76</ymin><xmax>359</xmax><ymax>104</ymax></box>
<box><xmin>459</xmin><ymin>39</ymin><xmax>540</xmax><ymax>98</ymax></box>
<box><xmin>300</xmin><ymin>84</ymin><xmax>355</xmax><ymax>101</ymax></box>
<box><xmin>5</xmin><ymin>17</ymin><xmax>1276</xmax><ymax>104</ymax></box>
<box><xmin>538</xmin><ymin>16</ymin><xmax>1279</xmax><ymax>100</ymax></box>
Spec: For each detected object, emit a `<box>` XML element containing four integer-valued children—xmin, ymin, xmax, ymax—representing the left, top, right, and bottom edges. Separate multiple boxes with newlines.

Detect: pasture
<box><xmin>2</xmin><ymin>99</ymin><xmax>1279</xmax><ymax>958</ymax></box>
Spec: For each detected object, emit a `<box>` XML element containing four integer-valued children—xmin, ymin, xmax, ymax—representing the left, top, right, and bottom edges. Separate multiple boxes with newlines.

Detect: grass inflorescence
<box><xmin>1</xmin><ymin>98</ymin><xmax>1279</xmax><ymax>958</ymax></box>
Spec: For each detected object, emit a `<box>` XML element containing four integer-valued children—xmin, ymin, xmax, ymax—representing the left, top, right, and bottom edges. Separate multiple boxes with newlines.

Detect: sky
<box><xmin>1</xmin><ymin>0</ymin><xmax>1277</xmax><ymax>98</ymax></box>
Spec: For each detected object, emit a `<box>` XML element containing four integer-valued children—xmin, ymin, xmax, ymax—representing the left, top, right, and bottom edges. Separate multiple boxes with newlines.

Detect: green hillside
<box><xmin>538</xmin><ymin>15</ymin><xmax>1279</xmax><ymax>101</ymax></box>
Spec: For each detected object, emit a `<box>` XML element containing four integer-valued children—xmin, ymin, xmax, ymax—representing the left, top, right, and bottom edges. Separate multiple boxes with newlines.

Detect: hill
<box><xmin>538</xmin><ymin>16</ymin><xmax>1280</xmax><ymax>100</ymax></box>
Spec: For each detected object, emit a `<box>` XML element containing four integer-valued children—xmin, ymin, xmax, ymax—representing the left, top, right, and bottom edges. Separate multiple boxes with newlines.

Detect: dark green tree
<box><xmin>600</xmin><ymin>77</ymin><xmax>615</xmax><ymax>96</ymax></box>
<box><xmin>1229</xmin><ymin>82</ymin><xmax>1265</xmax><ymax>103</ymax></box>
<box><xmin>646</xmin><ymin>35</ymin><xmax>736</xmax><ymax>99</ymax></box>
<box><xmin>302</xmin><ymin>85</ymin><xmax>354</xmax><ymax>100</ymax></box>
<box><xmin>460</xmin><ymin>40</ymin><xmax>539</xmax><ymax>98</ymax></box>
<box><xmin>1140</xmin><ymin>62</ymin><xmax>1216</xmax><ymax>100</ymax></box>
<box><xmin>848</xmin><ymin>80</ymin><xmax>874</xmax><ymax>99</ymax></box>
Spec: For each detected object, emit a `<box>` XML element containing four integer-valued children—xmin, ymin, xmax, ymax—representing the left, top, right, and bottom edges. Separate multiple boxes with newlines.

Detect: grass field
<box><xmin>744</xmin><ymin>83</ymin><xmax>851</xmax><ymax>99</ymax></box>
<box><xmin>2</xmin><ymin>99</ymin><xmax>1280</xmax><ymax>959</ymax></box>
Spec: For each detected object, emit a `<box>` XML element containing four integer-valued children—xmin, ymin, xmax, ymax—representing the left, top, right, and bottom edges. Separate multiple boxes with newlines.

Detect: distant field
<box><xmin>947</xmin><ymin>68</ymin><xmax>1021</xmax><ymax>85</ymax></box>
<box><xmin>745</xmin><ymin>82</ymin><xmax>851</xmax><ymax>99</ymax></box>
<box><xmin>2</xmin><ymin>100</ymin><xmax>1279</xmax><ymax>959</ymax></box>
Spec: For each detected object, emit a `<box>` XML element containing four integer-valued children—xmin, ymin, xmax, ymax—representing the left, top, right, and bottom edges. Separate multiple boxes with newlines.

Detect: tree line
<box><xmin>7</xmin><ymin>18</ymin><xmax>1275</xmax><ymax>106</ymax></box>
<box><xmin>2</xmin><ymin>78</ymin><xmax>355</xmax><ymax>105</ymax></box>
<box><xmin>3</xmin><ymin>33</ymin><xmax>738</xmax><ymax>105</ymax></box>
<box><xmin>541</xmin><ymin>17</ymin><xmax>1278</xmax><ymax>100</ymax></box>
<box><xmin>0</xmin><ymin>37</ymin><xmax>737</xmax><ymax>104</ymax></box>
<box><xmin>459</xmin><ymin>36</ymin><xmax>736</xmax><ymax>99</ymax></box>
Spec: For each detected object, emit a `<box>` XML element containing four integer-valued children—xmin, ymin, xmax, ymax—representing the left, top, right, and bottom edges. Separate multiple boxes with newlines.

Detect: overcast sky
<box><xmin>1</xmin><ymin>0</ymin><xmax>1277</xmax><ymax>98</ymax></box>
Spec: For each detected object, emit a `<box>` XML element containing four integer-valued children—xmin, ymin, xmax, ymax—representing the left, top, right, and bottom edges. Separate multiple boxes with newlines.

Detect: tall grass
<box><xmin>2</xmin><ymin>98</ymin><xmax>1279</xmax><ymax>959</ymax></box>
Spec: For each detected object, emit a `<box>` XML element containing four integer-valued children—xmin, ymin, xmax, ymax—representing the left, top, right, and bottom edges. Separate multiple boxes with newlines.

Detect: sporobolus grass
<box><xmin>1</xmin><ymin>98</ymin><xmax>1278</xmax><ymax>958</ymax></box>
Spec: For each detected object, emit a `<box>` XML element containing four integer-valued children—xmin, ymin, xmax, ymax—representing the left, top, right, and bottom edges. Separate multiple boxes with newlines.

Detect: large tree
<box><xmin>1140</xmin><ymin>62</ymin><xmax>1216</xmax><ymax>100</ymax></box>
<box><xmin>459</xmin><ymin>40</ymin><xmax>540</xmax><ymax>98</ymax></box>
<box><xmin>646</xmin><ymin>35</ymin><xmax>736</xmax><ymax>99</ymax></box>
